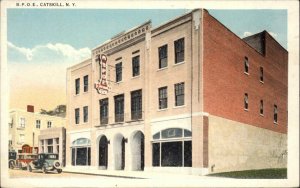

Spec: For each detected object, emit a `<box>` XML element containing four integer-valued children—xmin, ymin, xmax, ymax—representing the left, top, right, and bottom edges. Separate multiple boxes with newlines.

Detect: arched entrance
<box><xmin>99</xmin><ymin>136</ymin><xmax>108</xmax><ymax>169</ymax></box>
<box><xmin>113</xmin><ymin>133</ymin><xmax>126</xmax><ymax>170</ymax></box>
<box><xmin>131</xmin><ymin>131</ymin><xmax>144</xmax><ymax>171</ymax></box>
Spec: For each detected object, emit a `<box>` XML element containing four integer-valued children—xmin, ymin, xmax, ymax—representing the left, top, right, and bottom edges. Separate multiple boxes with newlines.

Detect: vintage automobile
<box><xmin>8</xmin><ymin>151</ymin><xmax>17</xmax><ymax>169</ymax></box>
<box><xmin>16</xmin><ymin>153</ymin><xmax>38</xmax><ymax>170</ymax></box>
<box><xmin>27</xmin><ymin>153</ymin><xmax>62</xmax><ymax>173</ymax></box>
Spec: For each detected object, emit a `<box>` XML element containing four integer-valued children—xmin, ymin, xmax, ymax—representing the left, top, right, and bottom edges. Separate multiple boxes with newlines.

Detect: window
<box><xmin>47</xmin><ymin>121</ymin><xmax>52</xmax><ymax>128</ymax></box>
<box><xmin>75</xmin><ymin>108</ymin><xmax>80</xmax><ymax>124</ymax></box>
<box><xmin>158</xmin><ymin>87</ymin><xmax>168</xmax><ymax>109</ymax></box>
<box><xmin>116</xmin><ymin>62</ymin><xmax>122</xmax><ymax>82</ymax></box>
<box><xmin>260</xmin><ymin>100</ymin><xmax>264</xmax><ymax>115</ymax></box>
<box><xmin>100</xmin><ymin>98</ymin><xmax>109</xmax><ymax>125</ymax></box>
<box><xmin>260</xmin><ymin>67</ymin><xmax>264</xmax><ymax>82</ymax></box>
<box><xmin>36</xmin><ymin>120</ymin><xmax>41</xmax><ymax>129</ymax></box>
<box><xmin>83</xmin><ymin>106</ymin><xmax>88</xmax><ymax>123</ymax></box>
<box><xmin>47</xmin><ymin>139</ymin><xmax>53</xmax><ymax>153</ymax></box>
<box><xmin>71</xmin><ymin>138</ymin><xmax>91</xmax><ymax>166</ymax></box>
<box><xmin>244</xmin><ymin>57</ymin><xmax>249</xmax><ymax>74</ymax></box>
<box><xmin>174</xmin><ymin>38</ymin><xmax>184</xmax><ymax>64</ymax></box>
<box><xmin>20</xmin><ymin>118</ymin><xmax>25</xmax><ymax>128</ymax></box>
<box><xmin>132</xmin><ymin>56</ymin><xmax>140</xmax><ymax>77</ymax></box>
<box><xmin>114</xmin><ymin>94</ymin><xmax>124</xmax><ymax>122</ymax></box>
<box><xmin>274</xmin><ymin>105</ymin><xmax>278</xmax><ymax>123</ymax></box>
<box><xmin>159</xmin><ymin>45</ymin><xmax>168</xmax><ymax>69</ymax></box>
<box><xmin>131</xmin><ymin>90</ymin><xmax>142</xmax><ymax>120</ymax></box>
<box><xmin>75</xmin><ymin>78</ymin><xmax>80</xmax><ymax>94</ymax></box>
<box><xmin>152</xmin><ymin>128</ymin><xmax>192</xmax><ymax>167</ymax></box>
<box><xmin>19</xmin><ymin>134</ymin><xmax>25</xmax><ymax>143</ymax></box>
<box><xmin>175</xmin><ymin>82</ymin><xmax>185</xmax><ymax>106</ymax></box>
<box><xmin>84</xmin><ymin>75</ymin><xmax>89</xmax><ymax>92</ymax></box>
<box><xmin>244</xmin><ymin>93</ymin><xmax>249</xmax><ymax>110</ymax></box>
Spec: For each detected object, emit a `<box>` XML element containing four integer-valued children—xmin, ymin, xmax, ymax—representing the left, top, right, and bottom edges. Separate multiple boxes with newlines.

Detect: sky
<box><xmin>7</xmin><ymin>9</ymin><xmax>287</xmax><ymax>111</ymax></box>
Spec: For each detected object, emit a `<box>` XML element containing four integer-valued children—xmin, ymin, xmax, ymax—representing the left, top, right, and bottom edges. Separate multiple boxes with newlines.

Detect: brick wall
<box><xmin>203</xmin><ymin>11</ymin><xmax>288</xmax><ymax>134</ymax></box>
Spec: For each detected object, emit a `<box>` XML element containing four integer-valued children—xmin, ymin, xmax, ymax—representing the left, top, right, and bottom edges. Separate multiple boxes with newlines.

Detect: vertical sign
<box><xmin>95</xmin><ymin>54</ymin><xmax>109</xmax><ymax>94</ymax></box>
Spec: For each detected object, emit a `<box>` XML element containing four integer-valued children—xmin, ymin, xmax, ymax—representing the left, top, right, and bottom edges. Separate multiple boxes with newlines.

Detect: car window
<box><xmin>46</xmin><ymin>154</ymin><xmax>58</xmax><ymax>159</ymax></box>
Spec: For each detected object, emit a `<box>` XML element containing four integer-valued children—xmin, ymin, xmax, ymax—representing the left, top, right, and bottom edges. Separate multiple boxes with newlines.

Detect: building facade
<box><xmin>9</xmin><ymin>105</ymin><xmax>66</xmax><ymax>157</ymax></box>
<box><xmin>66</xmin><ymin>9</ymin><xmax>287</xmax><ymax>174</ymax></box>
<box><xmin>38</xmin><ymin>127</ymin><xmax>66</xmax><ymax>166</ymax></box>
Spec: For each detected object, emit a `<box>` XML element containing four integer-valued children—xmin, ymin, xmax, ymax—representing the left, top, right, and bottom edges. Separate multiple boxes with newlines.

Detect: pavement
<box><xmin>62</xmin><ymin>166</ymin><xmax>215</xmax><ymax>179</ymax></box>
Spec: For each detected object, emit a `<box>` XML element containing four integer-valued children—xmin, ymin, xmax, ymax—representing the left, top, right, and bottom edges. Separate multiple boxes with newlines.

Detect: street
<box><xmin>9</xmin><ymin>169</ymin><xmax>115</xmax><ymax>179</ymax></box>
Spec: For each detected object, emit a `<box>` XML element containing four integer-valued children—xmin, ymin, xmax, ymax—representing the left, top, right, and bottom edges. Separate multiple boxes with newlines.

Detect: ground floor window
<box><xmin>152</xmin><ymin>141</ymin><xmax>191</xmax><ymax>167</ymax></box>
<box><xmin>72</xmin><ymin>147</ymin><xmax>91</xmax><ymax>166</ymax></box>
<box><xmin>152</xmin><ymin>128</ymin><xmax>192</xmax><ymax>167</ymax></box>
<box><xmin>71</xmin><ymin>138</ymin><xmax>91</xmax><ymax>166</ymax></box>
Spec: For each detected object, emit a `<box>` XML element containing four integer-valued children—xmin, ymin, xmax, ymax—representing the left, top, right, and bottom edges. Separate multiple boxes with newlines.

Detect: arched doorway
<box><xmin>99</xmin><ymin>136</ymin><xmax>108</xmax><ymax>169</ymax></box>
<box><xmin>113</xmin><ymin>133</ymin><xmax>126</xmax><ymax>170</ymax></box>
<box><xmin>131</xmin><ymin>131</ymin><xmax>144</xmax><ymax>171</ymax></box>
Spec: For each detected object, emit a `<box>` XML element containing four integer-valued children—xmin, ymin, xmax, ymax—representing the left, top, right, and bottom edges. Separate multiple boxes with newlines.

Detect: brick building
<box><xmin>66</xmin><ymin>9</ymin><xmax>287</xmax><ymax>175</ymax></box>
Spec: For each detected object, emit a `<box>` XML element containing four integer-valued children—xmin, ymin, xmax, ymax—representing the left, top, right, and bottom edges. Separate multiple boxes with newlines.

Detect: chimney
<box><xmin>27</xmin><ymin>105</ymin><xmax>34</xmax><ymax>113</ymax></box>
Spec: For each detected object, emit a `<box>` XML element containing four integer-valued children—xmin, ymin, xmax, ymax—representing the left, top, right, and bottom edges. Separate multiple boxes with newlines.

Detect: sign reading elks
<box><xmin>95</xmin><ymin>54</ymin><xmax>110</xmax><ymax>94</ymax></box>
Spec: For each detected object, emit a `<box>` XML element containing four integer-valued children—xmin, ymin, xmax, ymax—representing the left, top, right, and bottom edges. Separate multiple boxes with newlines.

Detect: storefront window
<box><xmin>152</xmin><ymin>128</ymin><xmax>192</xmax><ymax>167</ymax></box>
<box><xmin>71</xmin><ymin>138</ymin><xmax>91</xmax><ymax>166</ymax></box>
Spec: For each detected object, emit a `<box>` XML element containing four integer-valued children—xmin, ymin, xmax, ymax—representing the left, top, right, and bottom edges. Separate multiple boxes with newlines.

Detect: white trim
<box><xmin>157</xmin><ymin>67</ymin><xmax>168</xmax><ymax>72</ymax></box>
<box><xmin>151</xmin><ymin>112</ymin><xmax>209</xmax><ymax>123</ymax></box>
<box><xmin>173</xmin><ymin>104</ymin><xmax>186</xmax><ymax>109</ymax></box>
<box><xmin>173</xmin><ymin>61</ymin><xmax>185</xmax><ymax>66</ymax></box>
<box><xmin>157</xmin><ymin>108</ymin><xmax>168</xmax><ymax>112</ymax></box>
<box><xmin>67</xmin><ymin>128</ymin><xmax>93</xmax><ymax>134</ymax></box>
<box><xmin>244</xmin><ymin>71</ymin><xmax>250</xmax><ymax>75</ymax></box>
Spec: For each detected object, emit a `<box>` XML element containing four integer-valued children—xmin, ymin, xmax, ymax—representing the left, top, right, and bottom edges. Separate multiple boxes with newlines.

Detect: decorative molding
<box><xmin>93</xmin><ymin>21</ymin><xmax>151</xmax><ymax>55</ymax></box>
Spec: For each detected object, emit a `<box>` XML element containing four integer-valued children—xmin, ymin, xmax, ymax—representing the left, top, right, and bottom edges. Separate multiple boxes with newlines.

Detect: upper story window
<box><xmin>131</xmin><ymin>90</ymin><xmax>142</xmax><ymax>120</ymax></box>
<box><xmin>274</xmin><ymin>105</ymin><xmax>278</xmax><ymax>123</ymax></box>
<box><xmin>84</xmin><ymin>75</ymin><xmax>89</xmax><ymax>92</ymax></box>
<box><xmin>260</xmin><ymin>67</ymin><xmax>264</xmax><ymax>82</ymax></box>
<box><xmin>75</xmin><ymin>78</ymin><xmax>80</xmax><ymax>95</ymax></box>
<box><xmin>83</xmin><ymin>106</ymin><xmax>88</xmax><ymax>123</ymax></box>
<box><xmin>20</xmin><ymin>117</ymin><xmax>25</xmax><ymax>128</ymax></box>
<box><xmin>116</xmin><ymin>62</ymin><xmax>122</xmax><ymax>82</ymax></box>
<box><xmin>244</xmin><ymin>93</ymin><xmax>249</xmax><ymax>110</ymax></box>
<box><xmin>244</xmin><ymin>57</ymin><xmax>249</xmax><ymax>74</ymax></box>
<box><xmin>47</xmin><ymin>121</ymin><xmax>52</xmax><ymax>128</ymax></box>
<box><xmin>159</xmin><ymin>45</ymin><xmax>168</xmax><ymax>69</ymax></box>
<box><xmin>75</xmin><ymin>108</ymin><xmax>80</xmax><ymax>124</ymax></box>
<box><xmin>175</xmin><ymin>82</ymin><xmax>185</xmax><ymax>106</ymax></box>
<box><xmin>174</xmin><ymin>38</ymin><xmax>185</xmax><ymax>64</ymax></box>
<box><xmin>260</xmin><ymin>100</ymin><xmax>264</xmax><ymax>115</ymax></box>
<box><xmin>114</xmin><ymin>94</ymin><xmax>124</xmax><ymax>122</ymax></box>
<box><xmin>19</xmin><ymin>134</ymin><xmax>25</xmax><ymax>143</ymax></box>
<box><xmin>132</xmin><ymin>55</ymin><xmax>140</xmax><ymax>77</ymax></box>
<box><xmin>100</xmin><ymin>98</ymin><xmax>109</xmax><ymax>125</ymax></box>
<box><xmin>158</xmin><ymin>86</ymin><xmax>168</xmax><ymax>109</ymax></box>
<box><xmin>36</xmin><ymin>120</ymin><xmax>41</xmax><ymax>129</ymax></box>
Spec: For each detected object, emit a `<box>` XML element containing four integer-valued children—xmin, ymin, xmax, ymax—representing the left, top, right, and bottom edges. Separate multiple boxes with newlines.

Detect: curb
<box><xmin>63</xmin><ymin>170</ymin><xmax>146</xmax><ymax>179</ymax></box>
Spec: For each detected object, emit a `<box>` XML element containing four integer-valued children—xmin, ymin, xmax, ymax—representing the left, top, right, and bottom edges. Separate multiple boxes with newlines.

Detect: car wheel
<box><xmin>57</xmin><ymin>169</ymin><xmax>62</xmax><ymax>174</ymax></box>
<box><xmin>42</xmin><ymin>166</ymin><xmax>47</xmax><ymax>174</ymax></box>
<box><xmin>9</xmin><ymin>161</ymin><xmax>14</xmax><ymax>169</ymax></box>
<box><xmin>27</xmin><ymin>165</ymin><xmax>32</xmax><ymax>172</ymax></box>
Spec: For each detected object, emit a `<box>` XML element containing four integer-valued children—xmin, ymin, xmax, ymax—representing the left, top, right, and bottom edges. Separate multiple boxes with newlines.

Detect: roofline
<box><xmin>91</xmin><ymin>20</ymin><xmax>152</xmax><ymax>51</ymax></box>
<box><xmin>205</xmin><ymin>11</ymin><xmax>288</xmax><ymax>58</ymax></box>
<box><xmin>262</xmin><ymin>30</ymin><xmax>288</xmax><ymax>52</ymax></box>
<box><xmin>67</xmin><ymin>58</ymin><xmax>92</xmax><ymax>70</ymax></box>
<box><xmin>151</xmin><ymin>9</ymin><xmax>194</xmax><ymax>33</ymax></box>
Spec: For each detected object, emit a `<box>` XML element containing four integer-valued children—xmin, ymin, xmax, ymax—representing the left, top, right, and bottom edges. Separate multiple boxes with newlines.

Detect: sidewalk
<box><xmin>62</xmin><ymin>167</ymin><xmax>215</xmax><ymax>179</ymax></box>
